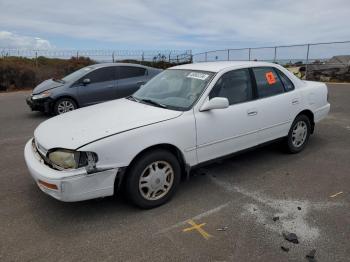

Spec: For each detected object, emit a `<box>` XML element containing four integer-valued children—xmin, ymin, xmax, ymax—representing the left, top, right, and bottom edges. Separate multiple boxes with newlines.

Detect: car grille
<box><xmin>31</xmin><ymin>139</ymin><xmax>58</xmax><ymax>170</ymax></box>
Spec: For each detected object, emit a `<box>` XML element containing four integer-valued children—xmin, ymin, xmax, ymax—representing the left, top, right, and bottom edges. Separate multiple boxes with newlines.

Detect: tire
<box><xmin>125</xmin><ymin>149</ymin><xmax>181</xmax><ymax>209</ymax></box>
<box><xmin>53</xmin><ymin>98</ymin><xmax>77</xmax><ymax>115</ymax></box>
<box><xmin>285</xmin><ymin>114</ymin><xmax>311</xmax><ymax>153</ymax></box>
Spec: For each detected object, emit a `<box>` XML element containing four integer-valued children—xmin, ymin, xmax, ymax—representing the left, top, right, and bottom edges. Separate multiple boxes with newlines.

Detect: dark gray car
<box><xmin>26</xmin><ymin>63</ymin><xmax>162</xmax><ymax>115</ymax></box>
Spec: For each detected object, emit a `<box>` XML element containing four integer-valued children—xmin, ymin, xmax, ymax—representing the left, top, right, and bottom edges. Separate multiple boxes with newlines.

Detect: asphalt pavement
<box><xmin>0</xmin><ymin>84</ymin><xmax>349</xmax><ymax>262</ymax></box>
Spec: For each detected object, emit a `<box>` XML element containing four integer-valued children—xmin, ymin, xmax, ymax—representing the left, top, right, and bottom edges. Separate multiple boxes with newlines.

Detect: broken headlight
<box><xmin>48</xmin><ymin>149</ymin><xmax>98</xmax><ymax>170</ymax></box>
<box><xmin>32</xmin><ymin>91</ymin><xmax>51</xmax><ymax>100</ymax></box>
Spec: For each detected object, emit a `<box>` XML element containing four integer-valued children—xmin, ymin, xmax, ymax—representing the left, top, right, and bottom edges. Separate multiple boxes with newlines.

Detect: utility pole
<box><xmin>305</xmin><ymin>44</ymin><xmax>310</xmax><ymax>80</ymax></box>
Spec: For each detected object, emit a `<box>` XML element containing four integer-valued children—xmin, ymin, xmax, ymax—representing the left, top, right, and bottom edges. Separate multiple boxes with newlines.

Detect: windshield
<box><xmin>133</xmin><ymin>69</ymin><xmax>214</xmax><ymax>111</ymax></box>
<box><xmin>62</xmin><ymin>66</ymin><xmax>94</xmax><ymax>83</ymax></box>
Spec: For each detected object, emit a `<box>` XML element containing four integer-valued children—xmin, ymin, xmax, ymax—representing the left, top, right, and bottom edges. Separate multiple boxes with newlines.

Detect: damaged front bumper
<box><xmin>24</xmin><ymin>138</ymin><xmax>118</xmax><ymax>202</ymax></box>
<box><xmin>26</xmin><ymin>96</ymin><xmax>52</xmax><ymax>113</ymax></box>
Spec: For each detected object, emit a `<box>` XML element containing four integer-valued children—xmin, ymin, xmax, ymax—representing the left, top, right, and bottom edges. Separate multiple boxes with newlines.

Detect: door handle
<box><xmin>292</xmin><ymin>98</ymin><xmax>299</xmax><ymax>105</ymax></box>
<box><xmin>247</xmin><ymin>109</ymin><xmax>258</xmax><ymax>116</ymax></box>
<box><xmin>137</xmin><ymin>81</ymin><xmax>146</xmax><ymax>85</ymax></box>
<box><xmin>106</xmin><ymin>85</ymin><xmax>114</xmax><ymax>88</ymax></box>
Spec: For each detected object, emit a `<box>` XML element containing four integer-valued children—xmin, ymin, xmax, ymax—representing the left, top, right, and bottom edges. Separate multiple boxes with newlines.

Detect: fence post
<box><xmin>273</xmin><ymin>46</ymin><xmax>277</xmax><ymax>63</ymax></box>
<box><xmin>227</xmin><ymin>49</ymin><xmax>230</xmax><ymax>61</ymax></box>
<box><xmin>305</xmin><ymin>44</ymin><xmax>310</xmax><ymax>80</ymax></box>
<box><xmin>248</xmin><ymin>48</ymin><xmax>251</xmax><ymax>61</ymax></box>
<box><xmin>112</xmin><ymin>52</ymin><xmax>115</xmax><ymax>63</ymax></box>
<box><xmin>205</xmin><ymin>52</ymin><xmax>207</xmax><ymax>62</ymax></box>
<box><xmin>76</xmin><ymin>51</ymin><xmax>79</xmax><ymax>60</ymax></box>
<box><xmin>35</xmin><ymin>51</ymin><xmax>38</xmax><ymax>69</ymax></box>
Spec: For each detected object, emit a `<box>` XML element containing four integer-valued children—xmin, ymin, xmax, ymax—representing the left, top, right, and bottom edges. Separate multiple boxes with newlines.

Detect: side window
<box><xmin>83</xmin><ymin>67</ymin><xmax>115</xmax><ymax>84</ymax></box>
<box><xmin>274</xmin><ymin>69</ymin><xmax>295</xmax><ymax>92</ymax></box>
<box><xmin>118</xmin><ymin>66</ymin><xmax>146</xmax><ymax>79</ymax></box>
<box><xmin>209</xmin><ymin>69</ymin><xmax>253</xmax><ymax>105</ymax></box>
<box><xmin>253</xmin><ymin>67</ymin><xmax>284</xmax><ymax>98</ymax></box>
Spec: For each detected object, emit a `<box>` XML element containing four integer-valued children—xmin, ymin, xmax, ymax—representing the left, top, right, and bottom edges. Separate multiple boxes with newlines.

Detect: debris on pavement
<box><xmin>216</xmin><ymin>226</ymin><xmax>228</xmax><ymax>231</ymax></box>
<box><xmin>298</xmin><ymin>206</ymin><xmax>302</xmax><ymax>210</ymax></box>
<box><xmin>282</xmin><ymin>232</ymin><xmax>299</xmax><ymax>244</ymax></box>
<box><xmin>272</xmin><ymin>216</ymin><xmax>279</xmax><ymax>222</ymax></box>
<box><xmin>330</xmin><ymin>191</ymin><xmax>343</xmax><ymax>198</ymax></box>
<box><xmin>281</xmin><ymin>246</ymin><xmax>289</xmax><ymax>252</ymax></box>
<box><xmin>306</xmin><ymin>249</ymin><xmax>317</xmax><ymax>261</ymax></box>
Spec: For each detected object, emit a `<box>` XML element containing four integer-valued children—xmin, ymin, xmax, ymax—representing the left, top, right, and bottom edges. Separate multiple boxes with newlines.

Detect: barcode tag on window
<box><xmin>187</xmin><ymin>72</ymin><xmax>209</xmax><ymax>80</ymax></box>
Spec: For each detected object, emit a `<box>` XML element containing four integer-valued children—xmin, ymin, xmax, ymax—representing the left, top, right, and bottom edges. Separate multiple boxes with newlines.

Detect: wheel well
<box><xmin>114</xmin><ymin>144</ymin><xmax>188</xmax><ymax>194</ymax></box>
<box><xmin>297</xmin><ymin>110</ymin><xmax>315</xmax><ymax>133</ymax></box>
<box><xmin>130</xmin><ymin>144</ymin><xmax>187</xmax><ymax>176</ymax></box>
<box><xmin>54</xmin><ymin>96</ymin><xmax>79</xmax><ymax>108</ymax></box>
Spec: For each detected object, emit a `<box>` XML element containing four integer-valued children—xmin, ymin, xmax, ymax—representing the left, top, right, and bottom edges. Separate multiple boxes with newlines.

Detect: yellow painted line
<box><xmin>330</xmin><ymin>191</ymin><xmax>343</xmax><ymax>198</ymax></box>
<box><xmin>182</xmin><ymin>219</ymin><xmax>212</xmax><ymax>240</ymax></box>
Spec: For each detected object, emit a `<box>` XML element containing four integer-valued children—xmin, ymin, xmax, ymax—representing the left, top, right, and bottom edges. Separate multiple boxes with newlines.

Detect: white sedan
<box><xmin>24</xmin><ymin>61</ymin><xmax>330</xmax><ymax>208</ymax></box>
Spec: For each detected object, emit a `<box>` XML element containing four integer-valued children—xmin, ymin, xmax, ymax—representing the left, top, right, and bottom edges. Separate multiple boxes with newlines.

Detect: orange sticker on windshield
<box><xmin>265</xmin><ymin>72</ymin><xmax>276</xmax><ymax>85</ymax></box>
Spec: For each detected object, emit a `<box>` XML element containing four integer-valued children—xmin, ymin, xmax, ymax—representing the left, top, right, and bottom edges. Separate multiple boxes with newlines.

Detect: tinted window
<box><xmin>119</xmin><ymin>66</ymin><xmax>146</xmax><ymax>79</ymax></box>
<box><xmin>275</xmin><ymin>69</ymin><xmax>295</xmax><ymax>91</ymax></box>
<box><xmin>253</xmin><ymin>67</ymin><xmax>284</xmax><ymax>98</ymax></box>
<box><xmin>83</xmin><ymin>67</ymin><xmax>115</xmax><ymax>83</ymax></box>
<box><xmin>209</xmin><ymin>69</ymin><xmax>253</xmax><ymax>105</ymax></box>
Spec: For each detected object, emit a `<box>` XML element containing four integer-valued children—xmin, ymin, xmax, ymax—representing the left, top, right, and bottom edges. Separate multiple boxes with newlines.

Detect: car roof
<box><xmin>88</xmin><ymin>63</ymin><xmax>154</xmax><ymax>69</ymax></box>
<box><xmin>170</xmin><ymin>61</ymin><xmax>280</xmax><ymax>73</ymax></box>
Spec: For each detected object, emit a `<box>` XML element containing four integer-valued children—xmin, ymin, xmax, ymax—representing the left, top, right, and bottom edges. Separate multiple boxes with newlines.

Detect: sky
<box><xmin>0</xmin><ymin>0</ymin><xmax>350</xmax><ymax>53</ymax></box>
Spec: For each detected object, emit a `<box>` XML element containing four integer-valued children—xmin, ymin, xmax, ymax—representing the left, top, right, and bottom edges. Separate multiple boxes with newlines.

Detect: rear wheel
<box><xmin>125</xmin><ymin>150</ymin><xmax>181</xmax><ymax>209</ymax></box>
<box><xmin>53</xmin><ymin>98</ymin><xmax>77</xmax><ymax>115</ymax></box>
<box><xmin>286</xmin><ymin>115</ymin><xmax>311</xmax><ymax>153</ymax></box>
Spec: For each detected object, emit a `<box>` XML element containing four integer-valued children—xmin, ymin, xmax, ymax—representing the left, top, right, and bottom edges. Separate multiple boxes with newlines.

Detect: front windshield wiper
<box><xmin>127</xmin><ymin>95</ymin><xmax>167</xmax><ymax>108</ymax></box>
<box><xmin>52</xmin><ymin>78</ymin><xmax>65</xmax><ymax>83</ymax></box>
<box><xmin>126</xmin><ymin>95</ymin><xmax>140</xmax><ymax>102</ymax></box>
<box><xmin>139</xmin><ymin>98</ymin><xmax>168</xmax><ymax>108</ymax></box>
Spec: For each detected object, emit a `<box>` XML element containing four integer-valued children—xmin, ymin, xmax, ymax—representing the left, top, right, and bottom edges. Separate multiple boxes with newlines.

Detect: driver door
<box><xmin>77</xmin><ymin>66</ymin><xmax>117</xmax><ymax>106</ymax></box>
<box><xmin>194</xmin><ymin>68</ymin><xmax>260</xmax><ymax>163</ymax></box>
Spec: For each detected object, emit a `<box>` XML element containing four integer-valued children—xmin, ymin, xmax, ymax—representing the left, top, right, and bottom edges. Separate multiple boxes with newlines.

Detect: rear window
<box><xmin>118</xmin><ymin>66</ymin><xmax>146</xmax><ymax>79</ymax></box>
<box><xmin>253</xmin><ymin>67</ymin><xmax>285</xmax><ymax>98</ymax></box>
<box><xmin>275</xmin><ymin>69</ymin><xmax>295</xmax><ymax>92</ymax></box>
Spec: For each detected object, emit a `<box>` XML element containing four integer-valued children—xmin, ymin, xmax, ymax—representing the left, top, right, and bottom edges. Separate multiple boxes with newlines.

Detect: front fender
<box><xmin>78</xmin><ymin>112</ymin><xmax>197</xmax><ymax>170</ymax></box>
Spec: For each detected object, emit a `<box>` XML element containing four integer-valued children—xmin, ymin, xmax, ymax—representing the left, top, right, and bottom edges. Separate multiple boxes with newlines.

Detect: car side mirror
<box><xmin>200</xmin><ymin>97</ymin><xmax>229</xmax><ymax>111</ymax></box>
<box><xmin>82</xmin><ymin>78</ymin><xmax>91</xmax><ymax>85</ymax></box>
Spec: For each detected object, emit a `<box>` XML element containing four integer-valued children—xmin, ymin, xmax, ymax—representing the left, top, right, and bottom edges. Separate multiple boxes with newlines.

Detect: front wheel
<box><xmin>285</xmin><ymin>115</ymin><xmax>311</xmax><ymax>153</ymax></box>
<box><xmin>125</xmin><ymin>150</ymin><xmax>181</xmax><ymax>209</ymax></box>
<box><xmin>53</xmin><ymin>98</ymin><xmax>77</xmax><ymax>115</ymax></box>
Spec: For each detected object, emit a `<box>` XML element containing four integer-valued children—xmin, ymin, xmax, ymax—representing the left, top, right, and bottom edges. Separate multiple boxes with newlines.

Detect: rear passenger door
<box><xmin>251</xmin><ymin>67</ymin><xmax>300</xmax><ymax>143</ymax></box>
<box><xmin>77</xmin><ymin>66</ymin><xmax>117</xmax><ymax>106</ymax></box>
<box><xmin>116</xmin><ymin>66</ymin><xmax>147</xmax><ymax>98</ymax></box>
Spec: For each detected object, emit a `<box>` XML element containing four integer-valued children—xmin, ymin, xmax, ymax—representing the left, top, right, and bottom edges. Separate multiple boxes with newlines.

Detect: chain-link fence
<box><xmin>0</xmin><ymin>49</ymin><xmax>192</xmax><ymax>64</ymax></box>
<box><xmin>193</xmin><ymin>41</ymin><xmax>350</xmax><ymax>81</ymax></box>
<box><xmin>0</xmin><ymin>49</ymin><xmax>193</xmax><ymax>91</ymax></box>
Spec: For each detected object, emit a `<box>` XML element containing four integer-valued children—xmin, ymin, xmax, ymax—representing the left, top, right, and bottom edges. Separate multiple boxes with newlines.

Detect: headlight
<box><xmin>48</xmin><ymin>149</ymin><xmax>98</xmax><ymax>170</ymax></box>
<box><xmin>32</xmin><ymin>91</ymin><xmax>51</xmax><ymax>100</ymax></box>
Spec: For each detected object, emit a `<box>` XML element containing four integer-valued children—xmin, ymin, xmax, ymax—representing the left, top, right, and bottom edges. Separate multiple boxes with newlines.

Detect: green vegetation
<box><xmin>0</xmin><ymin>56</ymin><xmax>188</xmax><ymax>91</ymax></box>
<box><xmin>0</xmin><ymin>56</ymin><xmax>95</xmax><ymax>91</ymax></box>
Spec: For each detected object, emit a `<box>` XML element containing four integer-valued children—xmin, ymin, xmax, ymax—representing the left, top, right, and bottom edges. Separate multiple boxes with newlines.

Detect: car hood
<box><xmin>32</xmin><ymin>79</ymin><xmax>65</xmax><ymax>94</ymax></box>
<box><xmin>34</xmin><ymin>98</ymin><xmax>183</xmax><ymax>150</ymax></box>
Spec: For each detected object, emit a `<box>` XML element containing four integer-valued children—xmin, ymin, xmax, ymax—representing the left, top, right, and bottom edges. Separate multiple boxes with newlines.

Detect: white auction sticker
<box><xmin>187</xmin><ymin>72</ymin><xmax>209</xmax><ymax>80</ymax></box>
